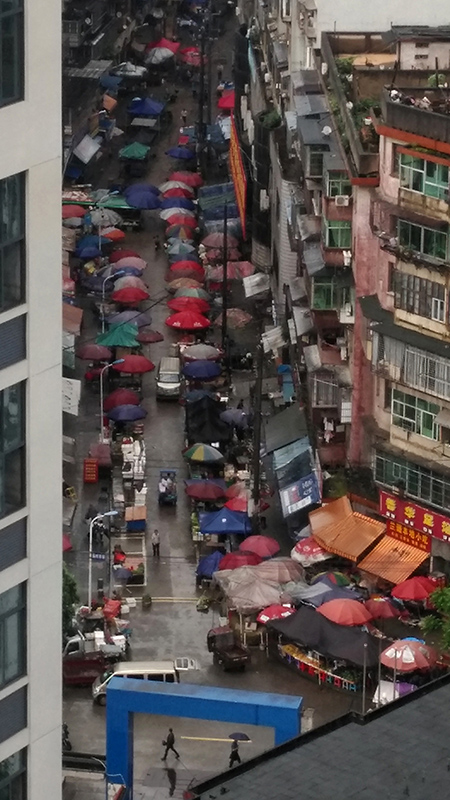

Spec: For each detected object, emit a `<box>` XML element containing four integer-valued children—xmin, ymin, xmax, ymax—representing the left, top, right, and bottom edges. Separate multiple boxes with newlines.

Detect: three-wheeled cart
<box><xmin>158</xmin><ymin>469</ymin><xmax>177</xmax><ymax>506</ymax></box>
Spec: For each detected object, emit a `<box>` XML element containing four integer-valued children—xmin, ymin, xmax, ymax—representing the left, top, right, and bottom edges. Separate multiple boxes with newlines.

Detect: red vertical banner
<box><xmin>229</xmin><ymin>114</ymin><xmax>247</xmax><ymax>239</ymax></box>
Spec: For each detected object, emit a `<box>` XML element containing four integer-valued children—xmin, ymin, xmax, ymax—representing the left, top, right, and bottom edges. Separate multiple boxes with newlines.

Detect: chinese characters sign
<box><xmin>229</xmin><ymin>114</ymin><xmax>247</xmax><ymax>239</ymax></box>
<box><xmin>280</xmin><ymin>473</ymin><xmax>320</xmax><ymax>518</ymax></box>
<box><xmin>380</xmin><ymin>490</ymin><xmax>450</xmax><ymax>542</ymax></box>
<box><xmin>386</xmin><ymin>520</ymin><xmax>431</xmax><ymax>553</ymax></box>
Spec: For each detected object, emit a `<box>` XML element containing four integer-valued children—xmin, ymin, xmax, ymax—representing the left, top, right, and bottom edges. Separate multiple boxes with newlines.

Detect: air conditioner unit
<box><xmin>335</xmin><ymin>195</ymin><xmax>350</xmax><ymax>207</ymax></box>
<box><xmin>260</xmin><ymin>189</ymin><xmax>270</xmax><ymax>210</ymax></box>
<box><xmin>264</xmin><ymin>71</ymin><xmax>273</xmax><ymax>84</ymax></box>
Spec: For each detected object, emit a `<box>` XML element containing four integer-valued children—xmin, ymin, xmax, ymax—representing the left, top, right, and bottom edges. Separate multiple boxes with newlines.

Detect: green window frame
<box><xmin>326</xmin><ymin>171</ymin><xmax>352</xmax><ymax>198</ymax></box>
<box><xmin>391</xmin><ymin>388</ymin><xmax>440</xmax><ymax>440</ymax></box>
<box><xmin>399</xmin><ymin>153</ymin><xmax>449</xmax><ymax>200</ymax></box>
<box><xmin>323</xmin><ymin>218</ymin><xmax>351</xmax><ymax>249</ymax></box>
<box><xmin>0</xmin><ymin>583</ymin><xmax>26</xmax><ymax>689</ymax></box>
<box><xmin>312</xmin><ymin>279</ymin><xmax>337</xmax><ymax>309</ymax></box>
<box><xmin>374</xmin><ymin>450</ymin><xmax>450</xmax><ymax>511</ymax></box>
<box><xmin>393</xmin><ymin>271</ymin><xmax>446</xmax><ymax>322</ymax></box>
<box><xmin>398</xmin><ymin>219</ymin><xmax>447</xmax><ymax>260</ymax></box>
<box><xmin>0</xmin><ymin>749</ymin><xmax>26</xmax><ymax>798</ymax></box>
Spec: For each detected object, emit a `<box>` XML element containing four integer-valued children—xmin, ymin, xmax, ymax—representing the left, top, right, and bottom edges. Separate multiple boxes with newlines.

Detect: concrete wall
<box><xmin>316</xmin><ymin>1</ymin><xmax>450</xmax><ymax>33</ymax></box>
<box><xmin>0</xmin><ymin>1</ymin><xmax>62</xmax><ymax>798</ymax></box>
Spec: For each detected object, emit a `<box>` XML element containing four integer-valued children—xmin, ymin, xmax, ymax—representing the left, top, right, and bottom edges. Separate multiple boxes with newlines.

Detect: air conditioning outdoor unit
<box><xmin>264</xmin><ymin>71</ymin><xmax>273</xmax><ymax>84</ymax></box>
<box><xmin>335</xmin><ymin>195</ymin><xmax>350</xmax><ymax>207</ymax></box>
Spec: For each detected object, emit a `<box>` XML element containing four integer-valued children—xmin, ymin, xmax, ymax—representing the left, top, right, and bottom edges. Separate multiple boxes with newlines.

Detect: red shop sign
<box><xmin>386</xmin><ymin>520</ymin><xmax>431</xmax><ymax>553</ymax></box>
<box><xmin>379</xmin><ymin>490</ymin><xmax>450</xmax><ymax>542</ymax></box>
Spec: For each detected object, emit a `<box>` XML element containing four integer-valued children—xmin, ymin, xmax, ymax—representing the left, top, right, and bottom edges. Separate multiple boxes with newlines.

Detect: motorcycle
<box><xmin>62</xmin><ymin>723</ymin><xmax>72</xmax><ymax>752</ymax></box>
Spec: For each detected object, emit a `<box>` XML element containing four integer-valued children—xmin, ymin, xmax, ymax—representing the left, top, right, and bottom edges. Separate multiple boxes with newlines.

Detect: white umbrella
<box><xmin>90</xmin><ymin>208</ymin><xmax>123</xmax><ymax>227</ymax></box>
<box><xmin>160</xmin><ymin>207</ymin><xmax>196</xmax><ymax>220</ymax></box>
<box><xmin>111</xmin><ymin>62</ymin><xmax>147</xmax><ymax>78</ymax></box>
<box><xmin>63</xmin><ymin>217</ymin><xmax>83</xmax><ymax>228</ymax></box>
<box><xmin>145</xmin><ymin>47</ymin><xmax>175</xmax><ymax>65</ymax></box>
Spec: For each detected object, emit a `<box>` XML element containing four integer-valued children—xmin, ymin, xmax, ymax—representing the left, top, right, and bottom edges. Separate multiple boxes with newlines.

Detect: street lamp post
<box><xmin>101</xmin><ymin>270</ymin><xmax>126</xmax><ymax>332</ymax></box>
<box><xmin>96</xmin><ymin>190</ymin><xmax>119</xmax><ymax>250</ymax></box>
<box><xmin>88</xmin><ymin>511</ymin><xmax>119</xmax><ymax>609</ymax></box>
<box><xmin>99</xmin><ymin>359</ymin><xmax>125</xmax><ymax>442</ymax></box>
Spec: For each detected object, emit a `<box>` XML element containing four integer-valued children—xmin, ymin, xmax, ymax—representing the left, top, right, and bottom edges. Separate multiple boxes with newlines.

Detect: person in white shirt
<box><xmin>151</xmin><ymin>529</ymin><xmax>160</xmax><ymax>557</ymax></box>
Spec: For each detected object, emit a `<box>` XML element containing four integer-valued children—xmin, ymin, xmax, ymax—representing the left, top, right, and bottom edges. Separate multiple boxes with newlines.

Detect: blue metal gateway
<box><xmin>106</xmin><ymin>679</ymin><xmax>302</xmax><ymax>796</ymax></box>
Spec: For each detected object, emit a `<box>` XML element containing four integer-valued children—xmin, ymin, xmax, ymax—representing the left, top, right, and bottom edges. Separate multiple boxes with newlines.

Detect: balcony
<box><xmin>380</xmin><ymin>88</ymin><xmax>450</xmax><ymax>147</ymax></box>
<box><xmin>398</xmin><ymin>187</ymin><xmax>449</xmax><ymax>224</ymax></box>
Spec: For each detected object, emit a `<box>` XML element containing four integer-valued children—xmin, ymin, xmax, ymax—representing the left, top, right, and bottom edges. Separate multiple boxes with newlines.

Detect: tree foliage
<box><xmin>422</xmin><ymin>587</ymin><xmax>450</xmax><ymax>651</ymax></box>
<box><xmin>62</xmin><ymin>563</ymin><xmax>79</xmax><ymax>637</ymax></box>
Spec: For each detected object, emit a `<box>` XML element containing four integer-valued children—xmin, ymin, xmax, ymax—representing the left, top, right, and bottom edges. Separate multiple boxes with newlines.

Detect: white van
<box><xmin>92</xmin><ymin>659</ymin><xmax>196</xmax><ymax>704</ymax></box>
<box><xmin>156</xmin><ymin>357</ymin><xmax>182</xmax><ymax>399</ymax></box>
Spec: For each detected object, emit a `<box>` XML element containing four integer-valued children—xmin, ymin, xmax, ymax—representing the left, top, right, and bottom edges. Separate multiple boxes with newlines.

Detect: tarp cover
<box><xmin>263</xmin><ymin>404</ymin><xmax>309</xmax><ymax>455</ymax></box>
<box><xmin>267</xmin><ymin>605</ymin><xmax>380</xmax><ymax>667</ymax></box>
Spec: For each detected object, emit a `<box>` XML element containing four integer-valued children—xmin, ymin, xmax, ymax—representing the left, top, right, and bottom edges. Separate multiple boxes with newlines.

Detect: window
<box><xmin>387</xmin><ymin>262</ymin><xmax>395</xmax><ymax>293</ymax></box>
<box><xmin>307</xmin><ymin>146</ymin><xmax>327</xmax><ymax>178</ymax></box>
<box><xmin>0</xmin><ymin>173</ymin><xmax>25</xmax><ymax>311</ymax></box>
<box><xmin>0</xmin><ymin>1</ymin><xmax>24</xmax><ymax>108</ymax></box>
<box><xmin>312</xmin><ymin>372</ymin><xmax>339</xmax><ymax>406</ymax></box>
<box><xmin>0</xmin><ymin>382</ymin><xmax>26</xmax><ymax>519</ymax></box>
<box><xmin>399</xmin><ymin>153</ymin><xmax>449</xmax><ymax>200</ymax></box>
<box><xmin>0</xmin><ymin>584</ymin><xmax>26</xmax><ymax>689</ymax></box>
<box><xmin>375</xmin><ymin>450</ymin><xmax>450</xmax><ymax>511</ymax></box>
<box><xmin>312</xmin><ymin>278</ymin><xmax>337</xmax><ymax>309</ymax></box>
<box><xmin>404</xmin><ymin>347</ymin><xmax>450</xmax><ymax>401</ymax></box>
<box><xmin>392</xmin><ymin>389</ymin><xmax>440</xmax><ymax>439</ymax></box>
<box><xmin>0</xmin><ymin>749</ymin><xmax>26</xmax><ymax>799</ymax></box>
<box><xmin>398</xmin><ymin>219</ymin><xmax>447</xmax><ymax>260</ymax></box>
<box><xmin>323</xmin><ymin>219</ymin><xmax>352</xmax><ymax>248</ymax></box>
<box><xmin>326</xmin><ymin>171</ymin><xmax>352</xmax><ymax>198</ymax></box>
<box><xmin>393</xmin><ymin>271</ymin><xmax>446</xmax><ymax>321</ymax></box>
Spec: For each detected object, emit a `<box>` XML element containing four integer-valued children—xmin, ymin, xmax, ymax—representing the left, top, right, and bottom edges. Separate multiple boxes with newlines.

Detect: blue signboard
<box><xmin>279</xmin><ymin>472</ymin><xmax>320</xmax><ymax>518</ymax></box>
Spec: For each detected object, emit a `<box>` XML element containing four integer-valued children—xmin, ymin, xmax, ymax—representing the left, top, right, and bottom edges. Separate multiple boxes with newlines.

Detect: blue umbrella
<box><xmin>108</xmin><ymin>404</ymin><xmax>147</xmax><ymax>422</ymax></box>
<box><xmin>100</xmin><ymin>74</ymin><xmax>122</xmax><ymax>90</ymax></box>
<box><xmin>77</xmin><ymin>246</ymin><xmax>102</xmax><ymax>259</ymax></box>
<box><xmin>113</xmin><ymin>566</ymin><xmax>133</xmax><ymax>581</ymax></box>
<box><xmin>160</xmin><ymin>197</ymin><xmax>196</xmax><ymax>210</ymax></box>
<box><xmin>166</xmin><ymin>147</ymin><xmax>196</xmax><ymax>160</ymax></box>
<box><xmin>125</xmin><ymin>190</ymin><xmax>161</xmax><ymax>210</ymax></box>
<box><xmin>220</xmin><ymin>409</ymin><xmax>248</xmax><ymax>429</ymax></box>
<box><xmin>196</xmin><ymin>551</ymin><xmax>224</xmax><ymax>578</ymax></box>
<box><xmin>128</xmin><ymin>97</ymin><xmax>165</xmax><ymax>116</ymax></box>
<box><xmin>77</xmin><ymin>234</ymin><xmax>110</xmax><ymax>250</ymax></box>
<box><xmin>124</xmin><ymin>183</ymin><xmax>159</xmax><ymax>196</ymax></box>
<box><xmin>169</xmin><ymin>254</ymin><xmax>200</xmax><ymax>264</ymax></box>
<box><xmin>200</xmin><ymin>508</ymin><xmax>252</xmax><ymax>535</ymax></box>
<box><xmin>183</xmin><ymin>360</ymin><xmax>221</xmax><ymax>380</ymax></box>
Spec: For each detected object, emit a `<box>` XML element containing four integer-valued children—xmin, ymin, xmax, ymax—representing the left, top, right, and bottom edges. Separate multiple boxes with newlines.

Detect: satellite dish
<box><xmin>321</xmin><ymin>125</ymin><xmax>332</xmax><ymax>136</ymax></box>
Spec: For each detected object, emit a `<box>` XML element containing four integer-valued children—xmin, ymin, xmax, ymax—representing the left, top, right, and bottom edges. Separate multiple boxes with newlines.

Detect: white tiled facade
<box><xmin>0</xmin><ymin>1</ymin><xmax>62</xmax><ymax>799</ymax></box>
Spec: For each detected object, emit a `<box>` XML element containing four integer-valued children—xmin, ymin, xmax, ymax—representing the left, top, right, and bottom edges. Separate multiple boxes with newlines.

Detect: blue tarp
<box><xmin>128</xmin><ymin>97</ymin><xmax>165</xmax><ymax>116</ymax></box>
<box><xmin>196</xmin><ymin>551</ymin><xmax>224</xmax><ymax>578</ymax></box>
<box><xmin>199</xmin><ymin>508</ymin><xmax>252</xmax><ymax>535</ymax></box>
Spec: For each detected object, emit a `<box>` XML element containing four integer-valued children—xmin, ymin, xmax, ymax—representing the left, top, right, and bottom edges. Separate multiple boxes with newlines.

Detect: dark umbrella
<box><xmin>113</xmin><ymin>567</ymin><xmax>133</xmax><ymax>581</ymax></box>
<box><xmin>76</xmin><ymin>344</ymin><xmax>112</xmax><ymax>361</ymax></box>
<box><xmin>183</xmin><ymin>360</ymin><xmax>221</xmax><ymax>380</ymax></box>
<box><xmin>136</xmin><ymin>329</ymin><xmax>164</xmax><ymax>344</ymax></box>
<box><xmin>169</xmin><ymin>254</ymin><xmax>200</xmax><ymax>264</ymax></box>
<box><xmin>228</xmin><ymin>733</ymin><xmax>250</xmax><ymax>741</ymax></box>
<box><xmin>110</xmin><ymin>249</ymin><xmax>141</xmax><ymax>262</ymax></box>
<box><xmin>108</xmin><ymin>404</ymin><xmax>148</xmax><ymax>422</ymax></box>
<box><xmin>185</xmin><ymin>481</ymin><xmax>225</xmax><ymax>501</ymax></box>
<box><xmin>166</xmin><ymin>147</ymin><xmax>195</xmax><ymax>159</ymax></box>
<box><xmin>220</xmin><ymin>409</ymin><xmax>248</xmax><ymax>428</ymax></box>
<box><xmin>125</xmin><ymin>190</ymin><xmax>161</xmax><ymax>210</ymax></box>
<box><xmin>77</xmin><ymin>246</ymin><xmax>102</xmax><ymax>259</ymax></box>
<box><xmin>103</xmin><ymin>388</ymin><xmax>141</xmax><ymax>412</ymax></box>
<box><xmin>107</xmin><ymin>310</ymin><xmax>153</xmax><ymax>327</ymax></box>
<box><xmin>184</xmin><ymin>389</ymin><xmax>216</xmax><ymax>402</ymax></box>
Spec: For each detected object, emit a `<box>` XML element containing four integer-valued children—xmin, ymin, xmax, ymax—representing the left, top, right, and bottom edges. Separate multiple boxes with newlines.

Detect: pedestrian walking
<box><xmin>151</xmin><ymin>529</ymin><xmax>160</xmax><ymax>558</ymax></box>
<box><xmin>229</xmin><ymin>740</ymin><xmax>241</xmax><ymax>768</ymax></box>
<box><xmin>217</xmin><ymin>63</ymin><xmax>223</xmax><ymax>82</ymax></box>
<box><xmin>154</xmin><ymin>234</ymin><xmax>161</xmax><ymax>252</ymax></box>
<box><xmin>161</xmin><ymin>728</ymin><xmax>179</xmax><ymax>760</ymax></box>
<box><xmin>181</xmin><ymin>109</ymin><xmax>188</xmax><ymax>126</ymax></box>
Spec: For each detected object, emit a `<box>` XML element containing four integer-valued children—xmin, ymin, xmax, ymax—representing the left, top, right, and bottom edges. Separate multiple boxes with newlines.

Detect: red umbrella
<box><xmin>318</xmin><ymin>599</ymin><xmax>373</xmax><ymax>626</ymax></box>
<box><xmin>257</xmin><ymin>604</ymin><xmax>295</xmax><ymax>624</ymax></box>
<box><xmin>185</xmin><ymin>481</ymin><xmax>225</xmax><ymax>501</ymax></box>
<box><xmin>103</xmin><ymin>388</ymin><xmax>141</xmax><ymax>411</ymax></box>
<box><xmin>162</xmin><ymin>187</ymin><xmax>194</xmax><ymax>199</ymax></box>
<box><xmin>291</xmin><ymin>537</ymin><xmax>332</xmax><ymax>566</ymax></box>
<box><xmin>165</xmin><ymin>214</ymin><xmax>197</xmax><ymax>228</ymax></box>
<box><xmin>110</xmin><ymin>249</ymin><xmax>141</xmax><ymax>263</ymax></box>
<box><xmin>202</xmin><ymin>232</ymin><xmax>239</xmax><ymax>248</ymax></box>
<box><xmin>136</xmin><ymin>329</ymin><xmax>164</xmax><ymax>344</ymax></box>
<box><xmin>167</xmin><ymin>278</ymin><xmax>203</xmax><ymax>292</ymax></box>
<box><xmin>167</xmin><ymin>297</ymin><xmax>210</xmax><ymax>313</ymax></box>
<box><xmin>392</xmin><ymin>576</ymin><xmax>435</xmax><ymax>602</ymax></box>
<box><xmin>111</xmin><ymin>287</ymin><xmax>150</xmax><ymax>304</ymax></box>
<box><xmin>225</xmin><ymin>496</ymin><xmax>270</xmax><ymax>514</ymax></box>
<box><xmin>225</xmin><ymin>482</ymin><xmax>247</xmax><ymax>499</ymax></box>
<box><xmin>365</xmin><ymin>597</ymin><xmax>401</xmax><ymax>620</ymax></box>
<box><xmin>239</xmin><ymin>535</ymin><xmax>280</xmax><ymax>559</ymax></box>
<box><xmin>111</xmin><ymin>354</ymin><xmax>154</xmax><ymax>373</ymax></box>
<box><xmin>168</xmin><ymin>262</ymin><xmax>205</xmax><ymax>277</ymax></box>
<box><xmin>63</xmin><ymin>533</ymin><xmax>73</xmax><ymax>552</ymax></box>
<box><xmin>76</xmin><ymin>344</ymin><xmax>112</xmax><ymax>361</ymax></box>
<box><xmin>170</xmin><ymin>171</ymin><xmax>203</xmax><ymax>187</ymax></box>
<box><xmin>219</xmin><ymin>552</ymin><xmax>262</xmax><ymax>570</ymax></box>
<box><xmin>62</xmin><ymin>204</ymin><xmax>86</xmax><ymax>219</ymax></box>
<box><xmin>380</xmin><ymin>640</ymin><xmax>438</xmax><ymax>672</ymax></box>
<box><xmin>165</xmin><ymin>310</ymin><xmax>210</xmax><ymax>330</ymax></box>
<box><xmin>102</xmin><ymin>227</ymin><xmax>126</xmax><ymax>242</ymax></box>
<box><xmin>218</xmin><ymin>91</ymin><xmax>235</xmax><ymax>110</ymax></box>
<box><xmin>179</xmin><ymin>48</ymin><xmax>204</xmax><ymax>67</ymax></box>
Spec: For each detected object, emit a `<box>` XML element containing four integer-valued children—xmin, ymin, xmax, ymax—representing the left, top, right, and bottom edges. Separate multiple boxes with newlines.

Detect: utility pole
<box><xmin>221</xmin><ymin>202</ymin><xmax>228</xmax><ymax>351</ymax></box>
<box><xmin>252</xmin><ymin>335</ymin><xmax>264</xmax><ymax>534</ymax></box>
<box><xmin>198</xmin><ymin>23</ymin><xmax>206</xmax><ymax>174</ymax></box>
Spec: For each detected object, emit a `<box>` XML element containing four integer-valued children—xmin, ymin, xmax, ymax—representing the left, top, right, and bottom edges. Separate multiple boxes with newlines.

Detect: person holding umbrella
<box><xmin>229</xmin><ymin>739</ymin><xmax>241</xmax><ymax>768</ymax></box>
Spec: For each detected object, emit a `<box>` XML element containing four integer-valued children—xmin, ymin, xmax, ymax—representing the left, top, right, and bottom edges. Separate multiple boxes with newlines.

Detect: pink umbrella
<box><xmin>170</xmin><ymin>171</ymin><xmax>203</xmax><ymax>187</ymax></box>
<box><xmin>380</xmin><ymin>640</ymin><xmax>438</xmax><ymax>672</ymax></box>
<box><xmin>63</xmin><ymin>533</ymin><xmax>73</xmax><ymax>552</ymax></box>
<box><xmin>111</xmin><ymin>354</ymin><xmax>155</xmax><ymax>373</ymax></box>
<box><xmin>318</xmin><ymin>599</ymin><xmax>373</xmax><ymax>626</ymax></box>
<box><xmin>136</xmin><ymin>329</ymin><xmax>164</xmax><ymax>344</ymax></box>
<box><xmin>219</xmin><ymin>552</ymin><xmax>262</xmax><ymax>570</ymax></box>
<box><xmin>62</xmin><ymin>204</ymin><xmax>86</xmax><ymax>219</ymax></box>
<box><xmin>239</xmin><ymin>535</ymin><xmax>280</xmax><ymax>559</ymax></box>
<box><xmin>392</xmin><ymin>577</ymin><xmax>435</xmax><ymax>602</ymax></box>
<box><xmin>110</xmin><ymin>249</ymin><xmax>141</xmax><ymax>262</ymax></box>
<box><xmin>113</xmin><ymin>257</ymin><xmax>147</xmax><ymax>271</ymax></box>
<box><xmin>102</xmin><ymin>227</ymin><xmax>126</xmax><ymax>242</ymax></box>
<box><xmin>206</xmin><ymin>248</ymin><xmax>241</xmax><ymax>261</ymax></box>
<box><xmin>257</xmin><ymin>604</ymin><xmax>295</xmax><ymax>624</ymax></box>
<box><xmin>202</xmin><ymin>232</ymin><xmax>239</xmax><ymax>248</ymax></box>
<box><xmin>113</xmin><ymin>276</ymin><xmax>148</xmax><ymax>293</ymax></box>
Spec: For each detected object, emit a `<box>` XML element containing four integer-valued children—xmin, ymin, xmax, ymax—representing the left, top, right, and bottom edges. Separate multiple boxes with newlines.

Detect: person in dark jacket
<box><xmin>162</xmin><ymin>728</ymin><xmax>179</xmax><ymax>760</ymax></box>
<box><xmin>229</xmin><ymin>740</ymin><xmax>241</xmax><ymax>768</ymax></box>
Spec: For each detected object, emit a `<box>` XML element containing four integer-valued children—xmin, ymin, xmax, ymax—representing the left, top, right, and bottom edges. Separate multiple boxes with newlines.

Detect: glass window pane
<box><xmin>4</xmin><ymin>611</ymin><xmax>22</xmax><ymax>682</ymax></box>
<box><xmin>2</xmin><ymin>383</ymin><xmax>23</xmax><ymax>451</ymax></box>
<box><xmin>1</xmin><ymin>240</ymin><xmax>24</xmax><ymax>308</ymax></box>
<box><xmin>4</xmin><ymin>446</ymin><xmax>25</xmax><ymax>515</ymax></box>
<box><xmin>0</xmin><ymin>584</ymin><xmax>21</xmax><ymax>614</ymax></box>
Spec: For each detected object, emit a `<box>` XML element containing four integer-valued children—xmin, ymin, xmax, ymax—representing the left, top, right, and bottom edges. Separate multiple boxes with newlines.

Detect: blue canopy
<box><xmin>128</xmin><ymin>97</ymin><xmax>165</xmax><ymax>116</ymax></box>
<box><xmin>200</xmin><ymin>508</ymin><xmax>252</xmax><ymax>535</ymax></box>
<box><xmin>100</xmin><ymin>74</ymin><xmax>122</xmax><ymax>90</ymax></box>
<box><xmin>196</xmin><ymin>551</ymin><xmax>224</xmax><ymax>578</ymax></box>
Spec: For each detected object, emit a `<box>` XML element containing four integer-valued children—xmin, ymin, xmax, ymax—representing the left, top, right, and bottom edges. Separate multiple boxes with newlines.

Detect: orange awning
<box><xmin>103</xmin><ymin>93</ymin><xmax>117</xmax><ymax>112</ymax></box>
<box><xmin>310</xmin><ymin>496</ymin><xmax>385</xmax><ymax>562</ymax></box>
<box><xmin>63</xmin><ymin>303</ymin><xmax>83</xmax><ymax>336</ymax></box>
<box><xmin>358</xmin><ymin>535</ymin><xmax>428</xmax><ymax>585</ymax></box>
